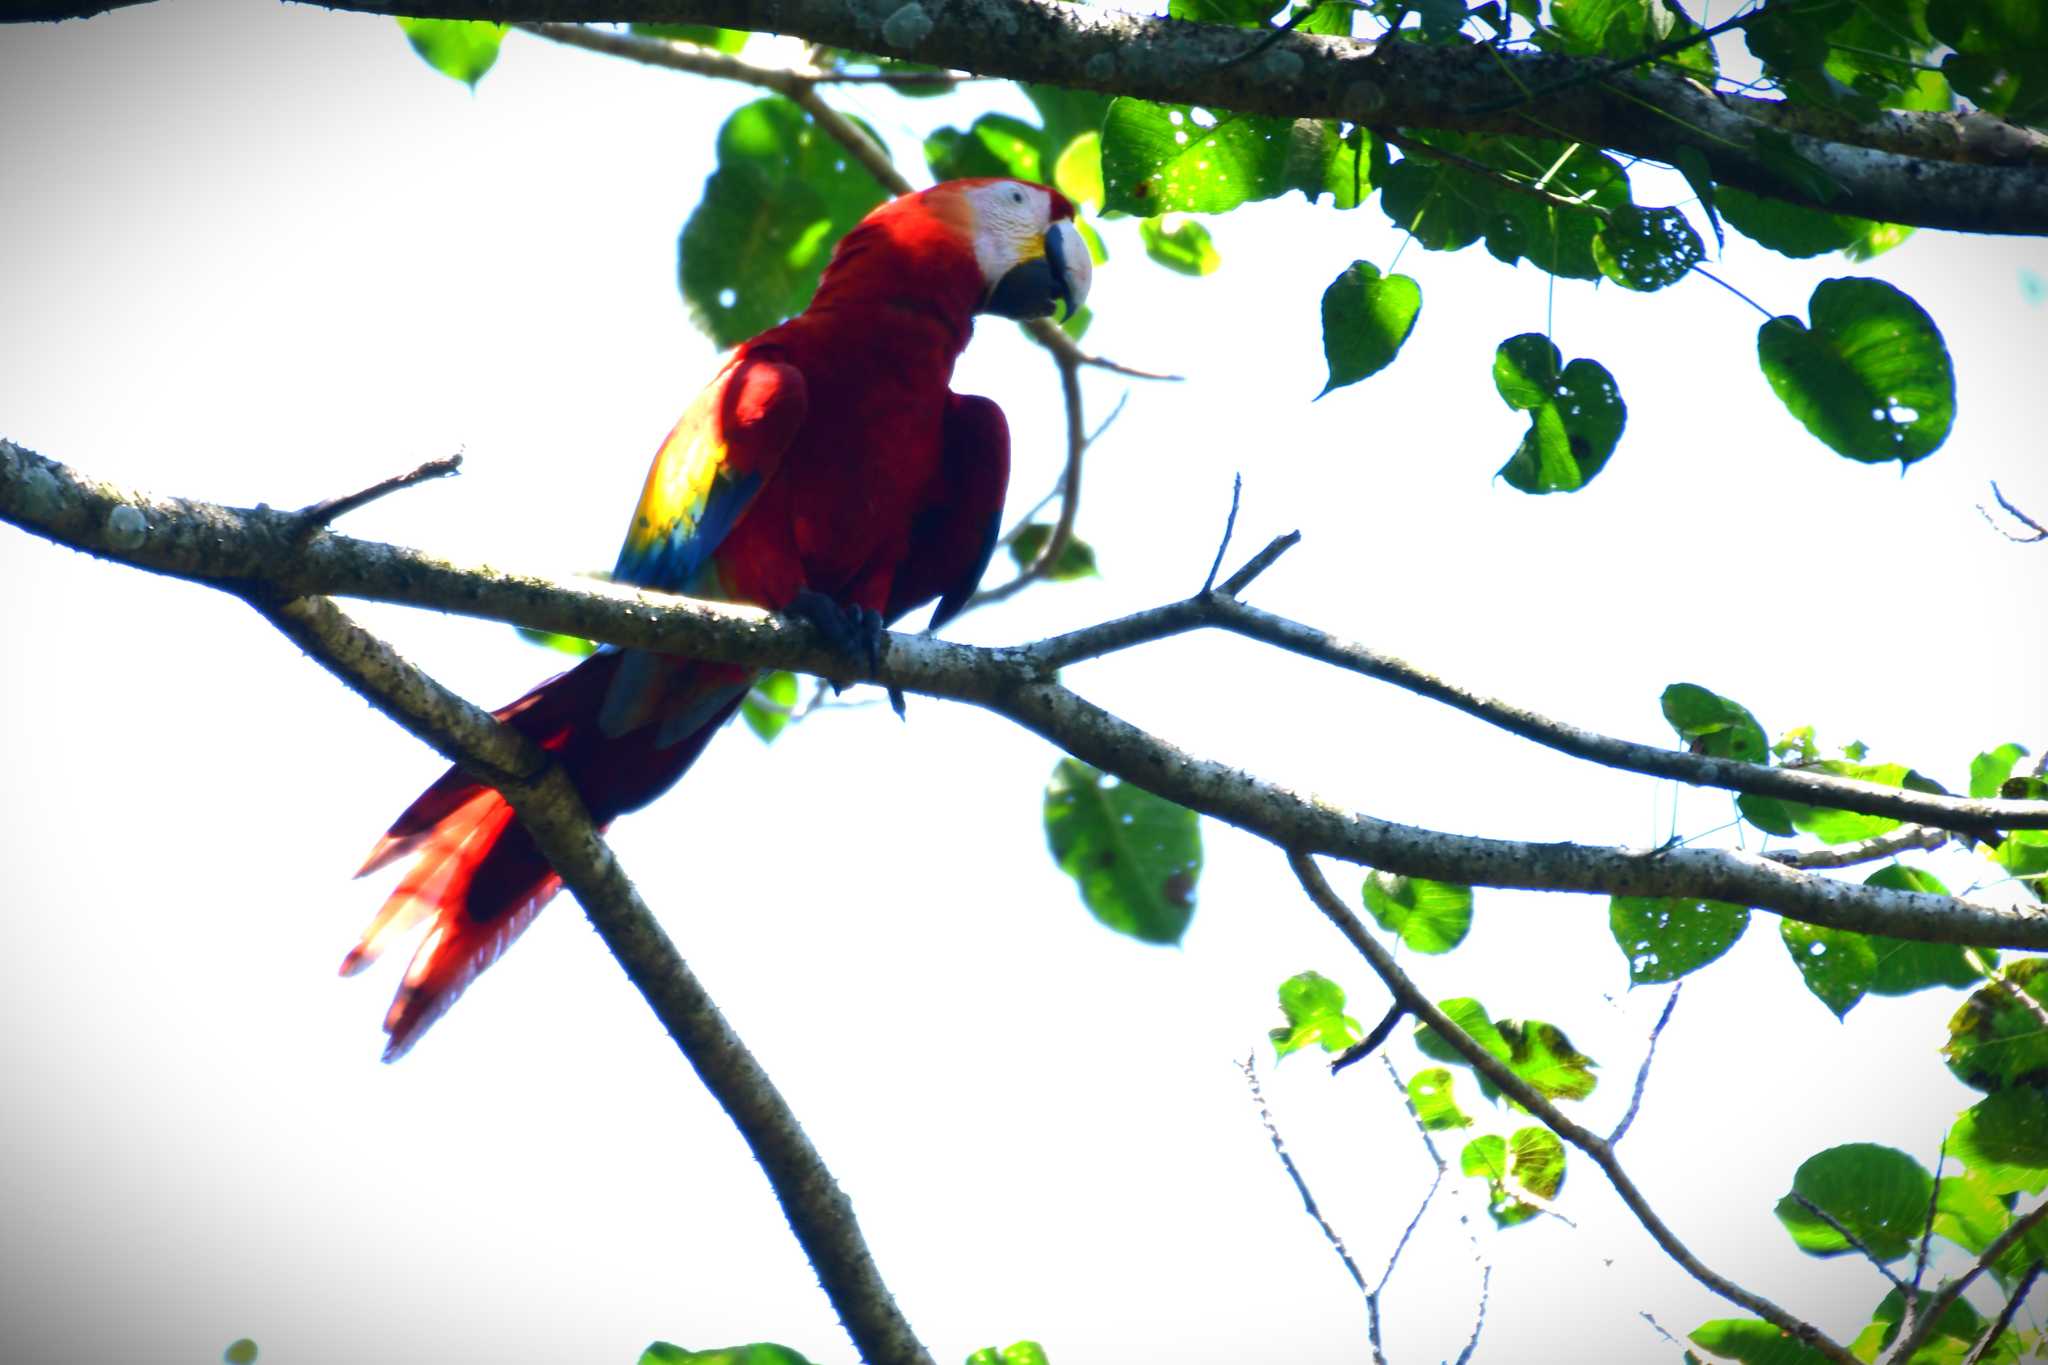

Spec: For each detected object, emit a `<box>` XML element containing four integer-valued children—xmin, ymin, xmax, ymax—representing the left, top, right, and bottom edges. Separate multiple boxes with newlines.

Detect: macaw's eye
<box><xmin>1010</xmin><ymin>188</ymin><xmax>1025</xmax><ymax>205</ymax></box>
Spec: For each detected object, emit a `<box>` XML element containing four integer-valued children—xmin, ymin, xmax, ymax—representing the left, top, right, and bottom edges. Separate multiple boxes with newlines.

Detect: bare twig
<box><xmin>1376</xmin><ymin>1056</ymin><xmax>1448</xmax><ymax>1292</ymax></box>
<box><xmin>1330</xmin><ymin>1001</ymin><xmax>1408</xmax><ymax>1075</ymax></box>
<box><xmin>1287</xmin><ymin>850</ymin><xmax>1859</xmax><ymax>1365</ymax></box>
<box><xmin>1979</xmin><ymin>480</ymin><xmax>2048</xmax><ymax>544</ymax></box>
<box><xmin>1239</xmin><ymin>1055</ymin><xmax>1371</xmax><ymax>1300</ymax></box>
<box><xmin>1766</xmin><ymin>824</ymin><xmax>1953</xmax><ymax>868</ymax></box>
<box><xmin>1200</xmin><ymin>473</ymin><xmax>1243</xmax><ymax>596</ymax></box>
<box><xmin>291</xmin><ymin>453</ymin><xmax>462</xmax><ymax>539</ymax></box>
<box><xmin>247</xmin><ymin>593</ymin><xmax>934</xmax><ymax>1365</ymax></box>
<box><xmin>8</xmin><ymin>441</ymin><xmax>2048</xmax><ymax>951</ymax></box>
<box><xmin>1887</xmin><ymin>1200</ymin><xmax>2048</xmax><ymax>1364</ymax></box>
<box><xmin>1608</xmin><ymin>983</ymin><xmax>1681</xmax><ymax>1146</ymax></box>
<box><xmin>1452</xmin><ymin>1263</ymin><xmax>1493</xmax><ymax>1365</ymax></box>
<box><xmin>1963</xmin><ymin>1260</ymin><xmax>2042</xmax><ymax>1365</ymax></box>
<box><xmin>1900</xmin><ymin>1136</ymin><xmax>1948</xmax><ymax>1348</ymax></box>
<box><xmin>1218</xmin><ymin>531</ymin><xmax>1302</xmax><ymax>598</ymax></box>
<box><xmin>970</xmin><ymin>348</ymin><xmax>1086</xmax><ymax>608</ymax></box>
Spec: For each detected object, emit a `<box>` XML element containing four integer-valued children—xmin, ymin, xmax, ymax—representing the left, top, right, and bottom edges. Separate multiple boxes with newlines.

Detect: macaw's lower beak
<box><xmin>983</xmin><ymin>219</ymin><xmax>1092</xmax><ymax>322</ymax></box>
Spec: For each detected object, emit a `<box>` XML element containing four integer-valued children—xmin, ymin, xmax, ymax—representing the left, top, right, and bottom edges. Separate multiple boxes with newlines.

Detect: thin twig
<box><xmin>248</xmin><ymin>593</ymin><xmax>935</xmax><ymax>1365</ymax></box>
<box><xmin>1452</xmin><ymin>1264</ymin><xmax>1493</xmax><ymax>1365</ymax></box>
<box><xmin>1791</xmin><ymin>1194</ymin><xmax>1910</xmax><ymax>1294</ymax></box>
<box><xmin>1911</xmin><ymin>1137</ymin><xmax>1947</xmax><ymax>1298</ymax></box>
<box><xmin>1887</xmin><ymin>1201</ymin><xmax>2048</xmax><ymax>1364</ymax></box>
<box><xmin>1979</xmin><ymin>480</ymin><xmax>2048</xmax><ymax>544</ymax></box>
<box><xmin>1609</xmin><ymin>983</ymin><xmax>1681</xmax><ymax>1146</ymax></box>
<box><xmin>1460</xmin><ymin>5</ymin><xmax>1773</xmax><ymax>116</ymax></box>
<box><xmin>1331</xmin><ymin>1000</ymin><xmax>1408</xmax><ymax>1075</ymax></box>
<box><xmin>1219</xmin><ymin>531</ymin><xmax>1303</xmax><ymax>598</ymax></box>
<box><xmin>1238</xmin><ymin>1055</ymin><xmax>1371</xmax><ymax>1298</ymax></box>
<box><xmin>291</xmin><ymin>454</ymin><xmax>462</xmax><ymax>539</ymax></box>
<box><xmin>1286</xmin><ymin>850</ymin><xmax>1859</xmax><ymax>1365</ymax></box>
<box><xmin>970</xmin><ymin>349</ymin><xmax>1087</xmax><ymax>608</ymax></box>
<box><xmin>1766</xmin><ymin>824</ymin><xmax>1952</xmax><ymax>868</ymax></box>
<box><xmin>1201</xmin><ymin>473</ymin><xmax>1244</xmax><ymax>595</ymax></box>
<box><xmin>1376</xmin><ymin>1056</ymin><xmax>1448</xmax><ymax>1293</ymax></box>
<box><xmin>1384</xmin><ymin>130</ymin><xmax>1612</xmax><ymax>218</ymax></box>
<box><xmin>1963</xmin><ymin>1260</ymin><xmax>2042</xmax><ymax>1365</ymax></box>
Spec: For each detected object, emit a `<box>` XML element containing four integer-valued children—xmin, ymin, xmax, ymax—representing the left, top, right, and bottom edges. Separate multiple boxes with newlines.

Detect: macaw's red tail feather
<box><xmin>348</xmin><ymin>649</ymin><xmax>750</xmax><ymax>1059</ymax></box>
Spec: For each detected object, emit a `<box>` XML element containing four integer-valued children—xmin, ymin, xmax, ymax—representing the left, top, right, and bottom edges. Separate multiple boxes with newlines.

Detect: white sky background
<box><xmin>2</xmin><ymin>3</ymin><xmax>2046</xmax><ymax>1363</ymax></box>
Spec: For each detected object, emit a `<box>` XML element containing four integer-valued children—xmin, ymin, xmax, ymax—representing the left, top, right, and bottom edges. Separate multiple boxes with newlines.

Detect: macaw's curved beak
<box><xmin>983</xmin><ymin>219</ymin><xmax>1093</xmax><ymax>322</ymax></box>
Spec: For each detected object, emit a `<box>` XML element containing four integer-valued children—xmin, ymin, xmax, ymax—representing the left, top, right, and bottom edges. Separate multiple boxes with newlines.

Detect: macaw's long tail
<box><xmin>343</xmin><ymin>649</ymin><xmax>749</xmax><ymax>1060</ymax></box>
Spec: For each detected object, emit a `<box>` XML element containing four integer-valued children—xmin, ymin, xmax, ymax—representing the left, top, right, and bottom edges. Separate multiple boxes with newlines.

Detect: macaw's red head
<box><xmin>811</xmin><ymin>178</ymin><xmax>1092</xmax><ymax>330</ymax></box>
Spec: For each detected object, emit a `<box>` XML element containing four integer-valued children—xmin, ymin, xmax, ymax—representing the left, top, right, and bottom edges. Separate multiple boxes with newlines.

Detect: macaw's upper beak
<box><xmin>983</xmin><ymin>219</ymin><xmax>1093</xmax><ymax>322</ymax></box>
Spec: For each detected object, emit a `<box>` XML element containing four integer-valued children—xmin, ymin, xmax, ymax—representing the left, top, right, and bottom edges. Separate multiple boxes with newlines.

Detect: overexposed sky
<box><xmin>2</xmin><ymin>4</ymin><xmax>2045</xmax><ymax>1363</ymax></box>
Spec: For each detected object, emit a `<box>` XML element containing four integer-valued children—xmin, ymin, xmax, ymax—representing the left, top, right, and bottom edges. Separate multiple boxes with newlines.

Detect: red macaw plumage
<box><xmin>343</xmin><ymin>179</ymin><xmax>1091</xmax><ymax>1059</ymax></box>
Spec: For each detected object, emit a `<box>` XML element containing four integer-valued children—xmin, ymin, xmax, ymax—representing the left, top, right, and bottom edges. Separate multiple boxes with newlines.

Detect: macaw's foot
<box><xmin>788</xmin><ymin>590</ymin><xmax>905</xmax><ymax>718</ymax></box>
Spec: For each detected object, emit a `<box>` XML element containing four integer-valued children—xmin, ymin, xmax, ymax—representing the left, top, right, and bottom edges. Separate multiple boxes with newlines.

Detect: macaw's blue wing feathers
<box><xmin>893</xmin><ymin>393</ymin><xmax>1012</xmax><ymax>631</ymax></box>
<box><xmin>611</xmin><ymin>352</ymin><xmax>807</xmax><ymax>592</ymax></box>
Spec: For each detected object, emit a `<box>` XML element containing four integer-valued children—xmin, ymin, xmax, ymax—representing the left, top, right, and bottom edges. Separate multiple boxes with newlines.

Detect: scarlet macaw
<box><xmin>342</xmin><ymin>179</ymin><xmax>1092</xmax><ymax>1059</ymax></box>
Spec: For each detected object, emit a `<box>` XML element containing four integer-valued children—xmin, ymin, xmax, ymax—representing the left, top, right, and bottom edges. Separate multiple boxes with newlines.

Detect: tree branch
<box><xmin>1885</xmin><ymin>1200</ymin><xmax>2048</xmax><ymax>1365</ymax></box>
<box><xmin>198</xmin><ymin>0</ymin><xmax>2048</xmax><ymax>234</ymax></box>
<box><xmin>1765</xmin><ymin>824</ymin><xmax>1953</xmax><ymax>870</ymax></box>
<box><xmin>1238</xmin><ymin>1055</ymin><xmax>1371</xmax><ymax>1305</ymax></box>
<box><xmin>247</xmin><ymin>591</ymin><xmax>935</xmax><ymax>1365</ymax></box>
<box><xmin>1962</xmin><ymin>1260</ymin><xmax>2041</xmax><ymax>1365</ymax></box>
<box><xmin>1608</xmin><ymin>983</ymin><xmax>1680</xmax><ymax>1146</ymax></box>
<box><xmin>1286</xmin><ymin>851</ymin><xmax>1858</xmax><ymax>1365</ymax></box>
<box><xmin>7</xmin><ymin>437</ymin><xmax>2048</xmax><ymax>952</ymax></box>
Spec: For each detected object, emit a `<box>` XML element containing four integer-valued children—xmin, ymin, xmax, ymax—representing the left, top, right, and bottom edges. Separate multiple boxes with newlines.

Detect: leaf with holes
<box><xmin>1139</xmin><ymin>216</ymin><xmax>1221</xmax><ymax>276</ymax></box>
<box><xmin>1593</xmin><ymin>205</ymin><xmax>1704</xmax><ymax>292</ymax></box>
<box><xmin>1774</xmin><ymin>1142</ymin><xmax>1932</xmax><ymax>1261</ymax></box>
<box><xmin>1493</xmin><ymin>334</ymin><xmax>1625</xmax><ymax>493</ymax></box>
<box><xmin>1269</xmin><ymin>970</ymin><xmax>1365</xmax><ymax>1059</ymax></box>
<box><xmin>1510</xmin><ymin>1126</ymin><xmax>1566</xmax><ymax>1201</ymax></box>
<box><xmin>1362</xmin><ymin>870</ymin><xmax>1471</xmax><ymax>953</ymax></box>
<box><xmin>397</xmin><ymin>18</ymin><xmax>506</xmax><ymax>87</ymax></box>
<box><xmin>1758</xmin><ymin>278</ymin><xmax>1955</xmax><ymax>467</ymax></box>
<box><xmin>1318</xmin><ymin>261</ymin><xmax>1421</xmax><ymax>397</ymax></box>
<box><xmin>1101</xmin><ymin>100</ymin><xmax>1291</xmax><ymax>215</ymax></box>
<box><xmin>1780</xmin><ymin>921</ymin><xmax>1877</xmax><ymax>1018</ymax></box>
<box><xmin>1044</xmin><ymin>758</ymin><xmax>1202</xmax><ymax>944</ymax></box>
<box><xmin>1498</xmin><ymin>1020</ymin><xmax>1599</xmax><ymax>1102</ymax></box>
<box><xmin>678</xmin><ymin>98</ymin><xmax>889</xmax><ymax>347</ymax></box>
<box><xmin>1610</xmin><ymin>897</ymin><xmax>1750</xmax><ymax>984</ymax></box>
<box><xmin>1409</xmin><ymin>1067</ymin><xmax>1473</xmax><ymax>1131</ymax></box>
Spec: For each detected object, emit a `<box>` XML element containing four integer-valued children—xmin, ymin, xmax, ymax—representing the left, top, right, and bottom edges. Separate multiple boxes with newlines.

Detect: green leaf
<box><xmin>1772</xmin><ymin>758</ymin><xmax>1928</xmax><ymax>845</ymax></box>
<box><xmin>1932</xmin><ymin>1168</ymin><xmax>2013</xmax><ymax>1254</ymax></box>
<box><xmin>1461</xmin><ymin>1132</ymin><xmax>1508</xmax><ymax>1179</ymax></box>
<box><xmin>1780</xmin><ymin>920</ymin><xmax>1877</xmax><ymax>1018</ymax></box>
<box><xmin>1361</xmin><ymin>870</ymin><xmax>1472</xmax><ymax>953</ymax></box>
<box><xmin>1610</xmin><ymin>897</ymin><xmax>1750</xmax><ymax>984</ymax></box>
<box><xmin>1689</xmin><ymin>1318</ymin><xmax>1836</xmax><ymax>1365</ymax></box>
<box><xmin>1972</xmin><ymin>743</ymin><xmax>2030</xmax><ymax>800</ymax></box>
<box><xmin>1751</xmin><ymin>127</ymin><xmax>1845</xmax><ymax>204</ymax></box>
<box><xmin>1862</xmin><ymin>867</ymin><xmax>1988</xmax><ymax>995</ymax></box>
<box><xmin>640</xmin><ymin>1346</ymin><xmax>817</xmax><ymax>1365</ymax></box>
<box><xmin>1948</xmin><ymin>1086</ymin><xmax>2048</xmax><ymax>1195</ymax></box>
<box><xmin>964</xmin><ymin>1343</ymin><xmax>1050</xmax><ymax>1365</ymax></box>
<box><xmin>1669</xmin><ymin>147</ymin><xmax>1724</xmax><ymax>249</ymax></box>
<box><xmin>1416</xmin><ymin>997</ymin><xmax>1513</xmax><ymax>1068</ymax></box>
<box><xmin>515</xmin><ymin>625</ymin><xmax>599</xmax><ymax>658</ymax></box>
<box><xmin>1044</xmin><ymin>758</ymin><xmax>1202</xmax><ymax>945</ymax></box>
<box><xmin>740</xmin><ymin>671</ymin><xmax>799</xmax><ymax>743</ymax></box>
<box><xmin>1498</xmin><ymin>1019</ymin><xmax>1599</xmax><ymax>1102</ymax></box>
<box><xmin>1713</xmin><ymin>186</ymin><xmax>1881</xmax><ymax>260</ymax></box>
<box><xmin>224</xmin><ymin>1341</ymin><xmax>258</xmax><ymax>1365</ymax></box>
<box><xmin>1318</xmin><ymin>261</ymin><xmax>1421</xmax><ymax>397</ymax></box>
<box><xmin>1269</xmin><ymin>970</ymin><xmax>1366</xmax><ymax>1058</ymax></box>
<box><xmin>1290</xmin><ymin>1</ymin><xmax>1355</xmax><ymax>37</ymax></box>
<box><xmin>1100</xmin><ymin>101</ymin><xmax>1292</xmax><ymax>215</ymax></box>
<box><xmin>1138</xmin><ymin>215</ymin><xmax>1221</xmax><ymax>276</ymax></box>
<box><xmin>1283</xmin><ymin>120</ymin><xmax>1373</xmax><ymax>208</ymax></box>
<box><xmin>1009</xmin><ymin>525</ymin><xmax>1099</xmax><ymax>581</ymax></box>
<box><xmin>1757</xmin><ymin>277</ymin><xmax>1956</xmax><ymax>467</ymax></box>
<box><xmin>925</xmin><ymin>113</ymin><xmax>1047</xmax><ymax>184</ymax></box>
<box><xmin>1169</xmin><ymin>0</ymin><xmax>1286</xmax><ymax>24</ymax></box>
<box><xmin>630</xmin><ymin>23</ymin><xmax>749</xmax><ymax>52</ymax></box>
<box><xmin>677</xmin><ymin>97</ymin><xmax>889</xmax><ymax>347</ymax></box>
<box><xmin>1773</xmin><ymin>1142</ymin><xmax>1932</xmax><ymax>1261</ymax></box>
<box><xmin>1929</xmin><ymin>0</ymin><xmax>2048</xmax><ymax>123</ymax></box>
<box><xmin>1492</xmin><ymin>334</ymin><xmax>1626</xmax><ymax>494</ymax></box>
<box><xmin>1053</xmin><ymin>131</ymin><xmax>1105</xmax><ymax>210</ymax></box>
<box><xmin>1509</xmin><ymin>1125</ymin><xmax>1566</xmax><ymax>1200</ymax></box>
<box><xmin>1022</xmin><ymin>84</ymin><xmax>1114</xmax><ymax>164</ymax></box>
<box><xmin>1592</xmin><ymin>204</ymin><xmax>1704</xmax><ymax>291</ymax></box>
<box><xmin>1945</xmin><ymin>958</ymin><xmax>2048</xmax><ymax>1092</ymax></box>
<box><xmin>396</xmin><ymin>18</ymin><xmax>506</xmax><ymax>87</ymax></box>
<box><xmin>1852</xmin><ymin>1285</ymin><xmax>2015</xmax><ymax>1365</ymax></box>
<box><xmin>1408</xmin><ymin>1067</ymin><xmax>1474</xmax><ymax>1131</ymax></box>
<box><xmin>1660</xmin><ymin>682</ymin><xmax>1770</xmax><ymax>763</ymax></box>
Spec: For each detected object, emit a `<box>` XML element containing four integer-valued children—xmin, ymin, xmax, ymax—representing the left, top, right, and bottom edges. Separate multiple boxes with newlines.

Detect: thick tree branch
<box><xmin>249</xmin><ymin>592</ymin><xmax>934</xmax><ymax>1365</ymax></box>
<box><xmin>7</xmin><ymin>437</ymin><xmax>2048</xmax><ymax>952</ymax></box>
<box><xmin>224</xmin><ymin>0</ymin><xmax>2048</xmax><ymax>234</ymax></box>
<box><xmin>1287</xmin><ymin>852</ymin><xmax>1858</xmax><ymax>1365</ymax></box>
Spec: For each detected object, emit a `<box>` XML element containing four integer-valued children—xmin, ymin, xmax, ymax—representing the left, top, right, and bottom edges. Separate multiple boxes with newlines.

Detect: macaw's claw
<box><xmin>789</xmin><ymin>589</ymin><xmax>886</xmax><ymax>694</ymax></box>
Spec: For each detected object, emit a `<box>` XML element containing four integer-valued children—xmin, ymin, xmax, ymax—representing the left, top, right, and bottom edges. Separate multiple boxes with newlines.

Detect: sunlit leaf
<box><xmin>630</xmin><ymin>23</ymin><xmax>749</xmax><ymax>52</ymax></box>
<box><xmin>1492</xmin><ymin>334</ymin><xmax>1626</xmax><ymax>493</ymax></box>
<box><xmin>1269</xmin><ymin>970</ymin><xmax>1366</xmax><ymax>1058</ymax></box>
<box><xmin>396</xmin><ymin>18</ymin><xmax>505</xmax><ymax>87</ymax></box>
<box><xmin>1139</xmin><ymin>215</ymin><xmax>1221</xmax><ymax>275</ymax></box>
<box><xmin>1851</xmin><ymin>1285</ymin><xmax>2017</xmax><ymax>1365</ymax></box>
<box><xmin>1044</xmin><ymin>758</ymin><xmax>1202</xmax><ymax>944</ymax></box>
<box><xmin>1101</xmin><ymin>101</ymin><xmax>1291</xmax><ymax>215</ymax></box>
<box><xmin>1054</xmin><ymin>131</ymin><xmax>1105</xmax><ymax>210</ymax></box>
<box><xmin>678</xmin><ymin>98</ymin><xmax>889</xmax><ymax>347</ymax></box>
<box><xmin>1689</xmin><ymin>1317</ymin><xmax>1836</xmax><ymax>1365</ymax></box>
<box><xmin>1948</xmin><ymin>1086</ymin><xmax>2048</xmax><ymax>1194</ymax></box>
<box><xmin>1509</xmin><ymin>1125</ymin><xmax>1566</xmax><ymax>1200</ymax></box>
<box><xmin>1362</xmin><ymin>870</ymin><xmax>1472</xmax><ymax>953</ymax></box>
<box><xmin>925</xmin><ymin>113</ymin><xmax>1046</xmax><ymax>183</ymax></box>
<box><xmin>1780</xmin><ymin>920</ymin><xmax>1877</xmax><ymax>1018</ymax></box>
<box><xmin>1660</xmin><ymin>682</ymin><xmax>1769</xmax><ymax>763</ymax></box>
<box><xmin>1610</xmin><ymin>897</ymin><xmax>1750</xmax><ymax>984</ymax></box>
<box><xmin>1318</xmin><ymin>261</ymin><xmax>1421</xmax><ymax>397</ymax></box>
<box><xmin>740</xmin><ymin>671</ymin><xmax>799</xmax><ymax>743</ymax></box>
<box><xmin>1592</xmin><ymin>205</ymin><xmax>1704</xmax><ymax>292</ymax></box>
<box><xmin>640</xmin><ymin>1345</ymin><xmax>817</xmax><ymax>1365</ymax></box>
<box><xmin>1009</xmin><ymin>524</ymin><xmax>1099</xmax><ymax>581</ymax></box>
<box><xmin>1945</xmin><ymin>958</ymin><xmax>2048</xmax><ymax>1092</ymax></box>
<box><xmin>1498</xmin><ymin>1019</ymin><xmax>1599</xmax><ymax>1102</ymax></box>
<box><xmin>515</xmin><ymin>625</ymin><xmax>599</xmax><ymax>657</ymax></box>
<box><xmin>1971</xmin><ymin>743</ymin><xmax>2030</xmax><ymax>800</ymax></box>
<box><xmin>1757</xmin><ymin>277</ymin><xmax>1956</xmax><ymax>467</ymax></box>
<box><xmin>1773</xmin><ymin>1142</ymin><xmax>1932</xmax><ymax>1261</ymax></box>
<box><xmin>1408</xmin><ymin>1067</ymin><xmax>1473</xmax><ymax>1130</ymax></box>
<box><xmin>964</xmin><ymin>1342</ymin><xmax>1050</xmax><ymax>1365</ymax></box>
<box><xmin>1416</xmin><ymin>997</ymin><xmax>1513</xmax><ymax>1069</ymax></box>
<box><xmin>1932</xmin><ymin>1168</ymin><xmax>2012</xmax><ymax>1254</ymax></box>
